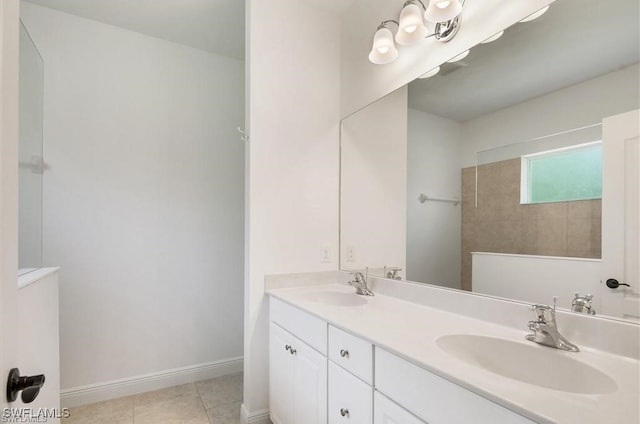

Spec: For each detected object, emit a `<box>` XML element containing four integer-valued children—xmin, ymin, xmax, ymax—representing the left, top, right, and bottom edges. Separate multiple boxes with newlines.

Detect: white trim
<box><xmin>61</xmin><ymin>356</ymin><xmax>243</xmax><ymax>408</ymax></box>
<box><xmin>471</xmin><ymin>251</ymin><xmax>602</xmax><ymax>263</ymax></box>
<box><xmin>17</xmin><ymin>267</ymin><xmax>59</xmax><ymax>289</ymax></box>
<box><xmin>240</xmin><ymin>404</ymin><xmax>271</xmax><ymax>424</ymax></box>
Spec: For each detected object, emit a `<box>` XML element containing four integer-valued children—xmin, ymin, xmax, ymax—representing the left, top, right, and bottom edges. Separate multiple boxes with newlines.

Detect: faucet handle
<box><xmin>531</xmin><ymin>304</ymin><xmax>554</xmax><ymax>322</ymax></box>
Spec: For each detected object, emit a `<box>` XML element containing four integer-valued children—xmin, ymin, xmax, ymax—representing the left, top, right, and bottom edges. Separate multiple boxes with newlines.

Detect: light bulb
<box><xmin>369</xmin><ymin>26</ymin><xmax>398</xmax><ymax>64</ymax></box>
<box><xmin>424</xmin><ymin>0</ymin><xmax>462</xmax><ymax>23</ymax></box>
<box><xmin>396</xmin><ymin>3</ymin><xmax>429</xmax><ymax>45</ymax></box>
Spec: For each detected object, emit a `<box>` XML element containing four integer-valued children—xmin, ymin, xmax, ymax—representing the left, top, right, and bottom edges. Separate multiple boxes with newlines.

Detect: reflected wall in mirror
<box><xmin>18</xmin><ymin>20</ymin><xmax>44</xmax><ymax>274</ymax></box>
<box><xmin>340</xmin><ymin>0</ymin><xmax>640</xmax><ymax>321</ymax></box>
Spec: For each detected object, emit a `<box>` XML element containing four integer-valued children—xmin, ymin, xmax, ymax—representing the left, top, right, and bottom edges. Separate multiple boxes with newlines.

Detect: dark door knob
<box><xmin>6</xmin><ymin>368</ymin><xmax>45</xmax><ymax>403</ymax></box>
<box><xmin>606</xmin><ymin>279</ymin><xmax>631</xmax><ymax>289</ymax></box>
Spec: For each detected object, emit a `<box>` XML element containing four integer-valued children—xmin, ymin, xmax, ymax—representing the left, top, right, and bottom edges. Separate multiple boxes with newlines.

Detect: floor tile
<box><xmin>62</xmin><ymin>395</ymin><xmax>133</xmax><ymax>424</ymax></box>
<box><xmin>196</xmin><ymin>373</ymin><xmax>243</xmax><ymax>409</ymax></box>
<box><xmin>134</xmin><ymin>393</ymin><xmax>210</xmax><ymax>424</ymax></box>
<box><xmin>207</xmin><ymin>401</ymin><xmax>241</xmax><ymax>424</ymax></box>
<box><xmin>134</xmin><ymin>383</ymin><xmax>198</xmax><ymax>408</ymax></box>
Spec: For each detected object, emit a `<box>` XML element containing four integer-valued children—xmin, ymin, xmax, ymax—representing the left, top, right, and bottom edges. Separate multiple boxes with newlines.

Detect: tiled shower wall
<box><xmin>461</xmin><ymin>158</ymin><xmax>601</xmax><ymax>291</ymax></box>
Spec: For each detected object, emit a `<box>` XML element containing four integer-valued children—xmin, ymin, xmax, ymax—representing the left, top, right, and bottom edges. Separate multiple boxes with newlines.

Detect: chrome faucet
<box><xmin>348</xmin><ymin>272</ymin><xmax>374</xmax><ymax>296</ymax></box>
<box><xmin>385</xmin><ymin>267</ymin><xmax>403</xmax><ymax>280</ymax></box>
<box><xmin>526</xmin><ymin>298</ymin><xmax>579</xmax><ymax>352</ymax></box>
<box><xmin>571</xmin><ymin>293</ymin><xmax>596</xmax><ymax>315</ymax></box>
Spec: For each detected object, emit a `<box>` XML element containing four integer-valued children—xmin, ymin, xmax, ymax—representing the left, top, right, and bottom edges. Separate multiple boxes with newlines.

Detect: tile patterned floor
<box><xmin>62</xmin><ymin>373</ymin><xmax>243</xmax><ymax>424</ymax></box>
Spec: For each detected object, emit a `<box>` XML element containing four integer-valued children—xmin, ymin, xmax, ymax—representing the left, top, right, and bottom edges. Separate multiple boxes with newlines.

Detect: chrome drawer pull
<box><xmin>340</xmin><ymin>408</ymin><xmax>349</xmax><ymax>417</ymax></box>
<box><xmin>340</xmin><ymin>349</ymin><xmax>349</xmax><ymax>358</ymax></box>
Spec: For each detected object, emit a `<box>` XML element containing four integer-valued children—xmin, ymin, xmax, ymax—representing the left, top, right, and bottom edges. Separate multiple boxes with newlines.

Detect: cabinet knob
<box><xmin>285</xmin><ymin>344</ymin><xmax>291</xmax><ymax>352</ymax></box>
<box><xmin>340</xmin><ymin>408</ymin><xmax>349</xmax><ymax>417</ymax></box>
<box><xmin>340</xmin><ymin>349</ymin><xmax>349</xmax><ymax>358</ymax></box>
<box><xmin>289</xmin><ymin>347</ymin><xmax>297</xmax><ymax>355</ymax></box>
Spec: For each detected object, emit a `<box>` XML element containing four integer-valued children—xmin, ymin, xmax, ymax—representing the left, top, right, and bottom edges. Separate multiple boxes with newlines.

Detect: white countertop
<box><xmin>267</xmin><ymin>282</ymin><xmax>640</xmax><ymax>424</ymax></box>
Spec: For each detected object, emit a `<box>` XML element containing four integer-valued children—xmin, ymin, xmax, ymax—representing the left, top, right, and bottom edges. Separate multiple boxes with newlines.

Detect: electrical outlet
<box><xmin>320</xmin><ymin>245</ymin><xmax>330</xmax><ymax>263</ymax></box>
<box><xmin>346</xmin><ymin>245</ymin><xmax>356</xmax><ymax>262</ymax></box>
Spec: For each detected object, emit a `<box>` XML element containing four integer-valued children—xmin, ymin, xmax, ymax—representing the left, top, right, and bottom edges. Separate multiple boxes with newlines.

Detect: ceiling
<box><xmin>23</xmin><ymin>0</ymin><xmax>357</xmax><ymax>60</ymax></box>
<box><xmin>408</xmin><ymin>0</ymin><xmax>640</xmax><ymax>122</ymax></box>
<box><xmin>24</xmin><ymin>0</ymin><xmax>246</xmax><ymax>60</ymax></box>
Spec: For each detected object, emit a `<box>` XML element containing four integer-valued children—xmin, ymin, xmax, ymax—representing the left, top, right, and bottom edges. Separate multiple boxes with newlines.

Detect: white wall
<box><xmin>461</xmin><ymin>63</ymin><xmax>640</xmax><ymax>167</ymax></box>
<box><xmin>341</xmin><ymin>87</ymin><xmax>407</xmax><ymax>274</ymax></box>
<box><xmin>21</xmin><ymin>3</ymin><xmax>245</xmax><ymax>393</ymax></box>
<box><xmin>244</xmin><ymin>0</ymin><xmax>342</xmax><ymax>421</ymax></box>
<box><xmin>472</xmin><ymin>253</ymin><xmax>601</xmax><ymax>311</ymax></box>
<box><xmin>407</xmin><ymin>109</ymin><xmax>462</xmax><ymax>288</ymax></box>
<box><xmin>340</xmin><ymin>0</ymin><xmax>554</xmax><ymax>117</ymax></box>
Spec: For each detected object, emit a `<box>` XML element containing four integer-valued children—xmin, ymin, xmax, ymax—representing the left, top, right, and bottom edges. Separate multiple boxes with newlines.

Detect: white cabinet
<box><xmin>269</xmin><ymin>296</ymin><xmax>534</xmax><ymax>424</ymax></box>
<box><xmin>375</xmin><ymin>348</ymin><xmax>535</xmax><ymax>424</ymax></box>
<box><xmin>328</xmin><ymin>361</ymin><xmax>373</xmax><ymax>424</ymax></box>
<box><xmin>328</xmin><ymin>325</ymin><xmax>373</xmax><ymax>384</ymax></box>
<box><xmin>374</xmin><ymin>391</ymin><xmax>426</xmax><ymax>424</ymax></box>
<box><xmin>270</xmin><ymin>322</ymin><xmax>327</xmax><ymax>424</ymax></box>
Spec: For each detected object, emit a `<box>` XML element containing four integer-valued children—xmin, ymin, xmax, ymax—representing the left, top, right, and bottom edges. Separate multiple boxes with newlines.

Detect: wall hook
<box><xmin>237</xmin><ymin>126</ymin><xmax>249</xmax><ymax>142</ymax></box>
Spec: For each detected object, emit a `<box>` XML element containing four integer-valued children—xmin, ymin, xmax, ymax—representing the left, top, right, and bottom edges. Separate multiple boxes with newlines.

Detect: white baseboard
<box><xmin>241</xmin><ymin>404</ymin><xmax>271</xmax><ymax>424</ymax></box>
<box><xmin>61</xmin><ymin>356</ymin><xmax>243</xmax><ymax>408</ymax></box>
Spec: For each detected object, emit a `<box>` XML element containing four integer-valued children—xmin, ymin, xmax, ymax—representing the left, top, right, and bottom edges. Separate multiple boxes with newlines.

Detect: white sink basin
<box><xmin>301</xmin><ymin>291</ymin><xmax>368</xmax><ymax>306</ymax></box>
<box><xmin>436</xmin><ymin>334</ymin><xmax>617</xmax><ymax>395</ymax></box>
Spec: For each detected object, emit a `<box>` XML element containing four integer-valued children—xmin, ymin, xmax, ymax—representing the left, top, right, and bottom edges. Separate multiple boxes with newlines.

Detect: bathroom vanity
<box><xmin>267</xmin><ymin>273</ymin><xmax>639</xmax><ymax>424</ymax></box>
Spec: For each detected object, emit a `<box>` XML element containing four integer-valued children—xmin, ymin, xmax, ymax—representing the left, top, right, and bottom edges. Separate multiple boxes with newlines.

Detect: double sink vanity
<box><xmin>266</xmin><ymin>272</ymin><xmax>639</xmax><ymax>424</ymax></box>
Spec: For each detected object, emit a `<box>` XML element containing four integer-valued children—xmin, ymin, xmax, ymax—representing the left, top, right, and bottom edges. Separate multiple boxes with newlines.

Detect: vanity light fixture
<box><xmin>369</xmin><ymin>0</ymin><xmax>465</xmax><ymax>64</ymax></box>
<box><xmin>368</xmin><ymin>1</ymin><xmax>552</xmax><ymax>65</ymax></box>
<box><xmin>418</xmin><ymin>66</ymin><xmax>440</xmax><ymax>78</ymax></box>
<box><xmin>519</xmin><ymin>5</ymin><xmax>550</xmax><ymax>23</ymax></box>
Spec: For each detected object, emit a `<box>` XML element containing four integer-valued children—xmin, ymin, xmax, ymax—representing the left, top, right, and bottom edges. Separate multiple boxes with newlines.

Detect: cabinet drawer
<box><xmin>374</xmin><ymin>391</ymin><xmax>426</xmax><ymax>424</ymax></box>
<box><xmin>329</xmin><ymin>325</ymin><xmax>373</xmax><ymax>384</ymax></box>
<box><xmin>328</xmin><ymin>361</ymin><xmax>372</xmax><ymax>424</ymax></box>
<box><xmin>375</xmin><ymin>348</ymin><xmax>535</xmax><ymax>424</ymax></box>
<box><xmin>271</xmin><ymin>297</ymin><xmax>327</xmax><ymax>355</ymax></box>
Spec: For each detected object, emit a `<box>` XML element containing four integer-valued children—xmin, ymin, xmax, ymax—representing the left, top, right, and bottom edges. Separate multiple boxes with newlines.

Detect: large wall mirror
<box><xmin>340</xmin><ymin>0</ymin><xmax>640</xmax><ymax>321</ymax></box>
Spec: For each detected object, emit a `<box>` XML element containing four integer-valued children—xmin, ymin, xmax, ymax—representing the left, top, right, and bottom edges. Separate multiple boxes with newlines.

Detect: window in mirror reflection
<box><xmin>521</xmin><ymin>142</ymin><xmax>603</xmax><ymax>204</ymax></box>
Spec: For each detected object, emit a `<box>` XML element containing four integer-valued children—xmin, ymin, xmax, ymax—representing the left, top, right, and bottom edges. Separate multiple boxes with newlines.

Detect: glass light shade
<box><xmin>418</xmin><ymin>66</ymin><xmax>440</xmax><ymax>79</ymax></box>
<box><xmin>520</xmin><ymin>5</ymin><xmax>550</xmax><ymax>23</ymax></box>
<box><xmin>447</xmin><ymin>49</ymin><xmax>469</xmax><ymax>62</ymax></box>
<box><xmin>396</xmin><ymin>3</ymin><xmax>429</xmax><ymax>45</ymax></box>
<box><xmin>424</xmin><ymin>0</ymin><xmax>462</xmax><ymax>23</ymax></box>
<box><xmin>481</xmin><ymin>30</ymin><xmax>504</xmax><ymax>44</ymax></box>
<box><xmin>369</xmin><ymin>27</ymin><xmax>398</xmax><ymax>64</ymax></box>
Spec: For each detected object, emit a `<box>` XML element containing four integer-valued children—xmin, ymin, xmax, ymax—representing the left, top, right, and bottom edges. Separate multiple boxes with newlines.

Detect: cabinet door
<box><xmin>292</xmin><ymin>337</ymin><xmax>328</xmax><ymax>424</ymax></box>
<box><xmin>270</xmin><ymin>323</ymin><xmax>294</xmax><ymax>424</ymax></box>
<box><xmin>374</xmin><ymin>391</ymin><xmax>425</xmax><ymax>424</ymax></box>
<box><xmin>328</xmin><ymin>362</ymin><xmax>372</xmax><ymax>424</ymax></box>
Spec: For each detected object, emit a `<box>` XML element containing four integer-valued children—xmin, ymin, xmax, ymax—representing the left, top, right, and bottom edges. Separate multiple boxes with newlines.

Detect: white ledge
<box><xmin>471</xmin><ymin>251</ymin><xmax>602</xmax><ymax>262</ymax></box>
<box><xmin>18</xmin><ymin>267</ymin><xmax>60</xmax><ymax>289</ymax></box>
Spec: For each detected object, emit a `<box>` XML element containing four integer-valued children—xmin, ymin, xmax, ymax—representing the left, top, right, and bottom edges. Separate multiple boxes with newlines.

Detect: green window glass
<box><xmin>522</xmin><ymin>143</ymin><xmax>602</xmax><ymax>204</ymax></box>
